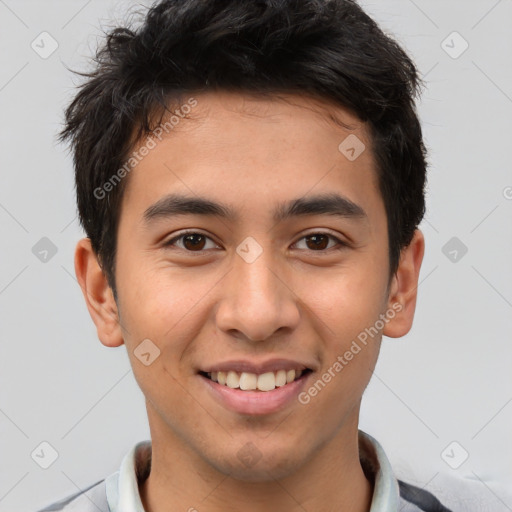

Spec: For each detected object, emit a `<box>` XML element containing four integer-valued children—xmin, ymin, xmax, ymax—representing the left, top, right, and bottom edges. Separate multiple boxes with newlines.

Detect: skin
<box><xmin>75</xmin><ymin>90</ymin><xmax>424</xmax><ymax>512</ymax></box>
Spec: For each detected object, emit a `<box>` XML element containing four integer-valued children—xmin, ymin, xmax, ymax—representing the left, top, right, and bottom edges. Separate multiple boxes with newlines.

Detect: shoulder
<box><xmin>398</xmin><ymin>479</ymin><xmax>453</xmax><ymax>511</ymax></box>
<box><xmin>397</xmin><ymin>473</ymin><xmax>512</xmax><ymax>512</ymax></box>
<box><xmin>35</xmin><ymin>479</ymin><xmax>108</xmax><ymax>512</ymax></box>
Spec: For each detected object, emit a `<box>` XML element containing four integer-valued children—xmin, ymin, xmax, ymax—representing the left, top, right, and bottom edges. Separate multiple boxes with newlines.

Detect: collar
<box><xmin>105</xmin><ymin>430</ymin><xmax>400</xmax><ymax>511</ymax></box>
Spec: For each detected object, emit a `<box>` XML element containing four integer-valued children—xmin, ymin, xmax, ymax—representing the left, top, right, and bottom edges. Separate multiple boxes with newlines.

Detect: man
<box><xmin>38</xmin><ymin>0</ymin><xmax>452</xmax><ymax>510</ymax></box>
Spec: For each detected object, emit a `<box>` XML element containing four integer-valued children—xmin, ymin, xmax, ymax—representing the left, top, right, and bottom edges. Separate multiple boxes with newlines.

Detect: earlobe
<box><xmin>74</xmin><ymin>238</ymin><xmax>124</xmax><ymax>347</ymax></box>
<box><xmin>382</xmin><ymin>229</ymin><xmax>425</xmax><ymax>339</ymax></box>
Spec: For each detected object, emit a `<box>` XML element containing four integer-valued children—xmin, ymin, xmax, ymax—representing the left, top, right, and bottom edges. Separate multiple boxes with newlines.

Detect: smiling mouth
<box><xmin>199</xmin><ymin>369</ymin><xmax>313</xmax><ymax>392</ymax></box>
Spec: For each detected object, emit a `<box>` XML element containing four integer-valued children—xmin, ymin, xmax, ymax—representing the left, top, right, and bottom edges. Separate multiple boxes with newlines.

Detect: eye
<box><xmin>164</xmin><ymin>231</ymin><xmax>219</xmax><ymax>252</ymax></box>
<box><xmin>293</xmin><ymin>232</ymin><xmax>347</xmax><ymax>251</ymax></box>
<box><xmin>163</xmin><ymin>231</ymin><xmax>348</xmax><ymax>253</ymax></box>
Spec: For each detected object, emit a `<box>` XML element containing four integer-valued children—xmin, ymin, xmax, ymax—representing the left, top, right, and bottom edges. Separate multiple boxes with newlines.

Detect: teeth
<box><xmin>205</xmin><ymin>368</ymin><xmax>307</xmax><ymax>391</ymax></box>
<box><xmin>226</xmin><ymin>371</ymin><xmax>240</xmax><ymax>388</ymax></box>
<box><xmin>257</xmin><ymin>372</ymin><xmax>276</xmax><ymax>391</ymax></box>
<box><xmin>275</xmin><ymin>369</ymin><xmax>287</xmax><ymax>387</ymax></box>
<box><xmin>239</xmin><ymin>372</ymin><xmax>257</xmax><ymax>390</ymax></box>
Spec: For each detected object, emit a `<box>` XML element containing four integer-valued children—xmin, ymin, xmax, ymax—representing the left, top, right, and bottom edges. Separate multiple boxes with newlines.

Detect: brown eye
<box><xmin>182</xmin><ymin>233</ymin><xmax>206</xmax><ymax>251</ymax></box>
<box><xmin>305</xmin><ymin>234</ymin><xmax>330</xmax><ymax>250</ymax></box>
<box><xmin>294</xmin><ymin>232</ymin><xmax>347</xmax><ymax>252</ymax></box>
<box><xmin>164</xmin><ymin>232</ymin><xmax>218</xmax><ymax>252</ymax></box>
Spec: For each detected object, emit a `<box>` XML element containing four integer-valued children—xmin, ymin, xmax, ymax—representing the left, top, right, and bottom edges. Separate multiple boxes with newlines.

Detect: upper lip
<box><xmin>199</xmin><ymin>358</ymin><xmax>315</xmax><ymax>374</ymax></box>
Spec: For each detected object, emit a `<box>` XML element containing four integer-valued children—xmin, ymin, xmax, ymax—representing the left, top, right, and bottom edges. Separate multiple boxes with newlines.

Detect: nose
<box><xmin>215</xmin><ymin>246</ymin><xmax>301</xmax><ymax>342</ymax></box>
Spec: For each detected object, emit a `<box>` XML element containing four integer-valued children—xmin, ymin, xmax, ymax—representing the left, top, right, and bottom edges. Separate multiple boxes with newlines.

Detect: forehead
<box><xmin>158</xmin><ymin>90</ymin><xmax>367</xmax><ymax>143</ymax></box>
<box><xmin>120</xmin><ymin>90</ymin><xmax>383</xmax><ymax>225</ymax></box>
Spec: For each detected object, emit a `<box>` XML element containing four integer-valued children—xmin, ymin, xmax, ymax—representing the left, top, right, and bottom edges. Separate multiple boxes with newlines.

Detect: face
<box><xmin>97</xmin><ymin>91</ymin><xmax>407</xmax><ymax>480</ymax></box>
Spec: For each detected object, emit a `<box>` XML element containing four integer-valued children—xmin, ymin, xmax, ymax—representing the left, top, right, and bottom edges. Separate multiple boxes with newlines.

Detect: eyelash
<box><xmin>163</xmin><ymin>230</ymin><xmax>349</xmax><ymax>253</ymax></box>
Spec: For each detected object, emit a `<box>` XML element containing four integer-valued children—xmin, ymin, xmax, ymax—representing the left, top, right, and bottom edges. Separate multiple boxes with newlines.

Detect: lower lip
<box><xmin>200</xmin><ymin>372</ymin><xmax>312</xmax><ymax>415</ymax></box>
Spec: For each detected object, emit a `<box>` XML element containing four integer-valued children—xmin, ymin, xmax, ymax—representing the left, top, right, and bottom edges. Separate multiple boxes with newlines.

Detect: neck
<box><xmin>140</xmin><ymin>411</ymin><xmax>373</xmax><ymax>512</ymax></box>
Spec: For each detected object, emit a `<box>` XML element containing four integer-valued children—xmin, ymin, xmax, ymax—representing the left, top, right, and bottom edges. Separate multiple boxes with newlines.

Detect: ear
<box><xmin>383</xmin><ymin>229</ymin><xmax>425</xmax><ymax>338</ymax></box>
<box><xmin>74</xmin><ymin>238</ymin><xmax>124</xmax><ymax>347</ymax></box>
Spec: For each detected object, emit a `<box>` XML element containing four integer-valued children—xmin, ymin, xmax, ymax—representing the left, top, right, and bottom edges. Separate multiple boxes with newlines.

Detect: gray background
<box><xmin>0</xmin><ymin>0</ymin><xmax>511</xmax><ymax>511</ymax></box>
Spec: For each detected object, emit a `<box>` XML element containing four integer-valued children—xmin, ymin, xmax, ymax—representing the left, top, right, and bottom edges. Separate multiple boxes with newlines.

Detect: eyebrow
<box><xmin>142</xmin><ymin>192</ymin><xmax>367</xmax><ymax>225</ymax></box>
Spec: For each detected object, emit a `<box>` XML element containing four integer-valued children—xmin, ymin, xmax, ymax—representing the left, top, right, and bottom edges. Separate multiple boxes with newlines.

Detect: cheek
<box><xmin>119</xmin><ymin>258</ymin><xmax>196</xmax><ymax>329</ymax></box>
<box><xmin>119</xmin><ymin>265</ymin><xmax>219</xmax><ymax>371</ymax></box>
<box><xmin>119</xmin><ymin>277</ymin><xmax>203</xmax><ymax>412</ymax></box>
<box><xmin>298</xmin><ymin>264</ymin><xmax>387</xmax><ymax>345</ymax></box>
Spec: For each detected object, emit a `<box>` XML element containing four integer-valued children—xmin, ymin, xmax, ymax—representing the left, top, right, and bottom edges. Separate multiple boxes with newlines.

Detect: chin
<box><xmin>206</xmin><ymin>446</ymin><xmax>306</xmax><ymax>482</ymax></box>
<box><xmin>221</xmin><ymin>463</ymin><xmax>299</xmax><ymax>483</ymax></box>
